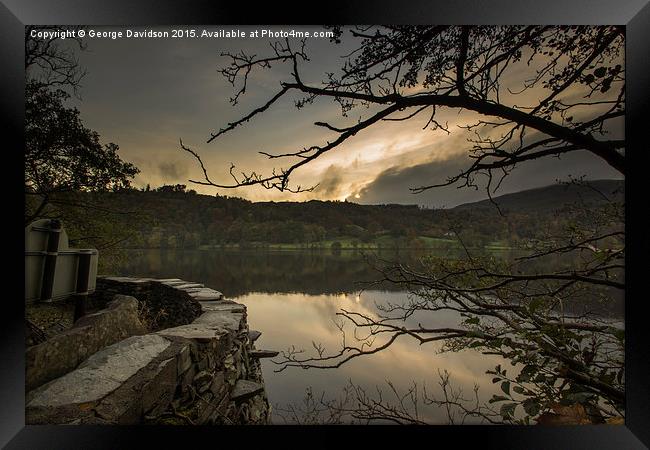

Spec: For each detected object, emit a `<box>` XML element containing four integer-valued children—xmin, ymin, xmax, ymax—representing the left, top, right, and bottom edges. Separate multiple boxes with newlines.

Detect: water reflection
<box><xmin>116</xmin><ymin>248</ymin><xmax>520</xmax><ymax>297</ymax></box>
<box><xmin>113</xmin><ymin>248</ymin><xmax>622</xmax><ymax>424</ymax></box>
<box><xmin>237</xmin><ymin>290</ymin><xmax>508</xmax><ymax>423</ymax></box>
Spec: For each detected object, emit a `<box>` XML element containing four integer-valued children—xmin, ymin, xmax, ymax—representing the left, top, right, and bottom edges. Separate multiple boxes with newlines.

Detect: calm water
<box><xmin>112</xmin><ymin>248</ymin><xmax>620</xmax><ymax>424</ymax></box>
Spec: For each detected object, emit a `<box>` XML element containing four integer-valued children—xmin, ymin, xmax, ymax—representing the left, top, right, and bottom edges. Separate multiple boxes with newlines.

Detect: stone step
<box><xmin>182</xmin><ymin>287</ymin><xmax>206</xmax><ymax>293</ymax></box>
<box><xmin>190</xmin><ymin>289</ymin><xmax>224</xmax><ymax>301</ymax></box>
<box><xmin>103</xmin><ymin>276</ymin><xmax>151</xmax><ymax>284</ymax></box>
<box><xmin>249</xmin><ymin>349</ymin><xmax>279</xmax><ymax>359</ymax></box>
<box><xmin>200</xmin><ymin>302</ymin><xmax>246</xmax><ymax>314</ymax></box>
<box><xmin>27</xmin><ymin>334</ymin><xmax>172</xmax><ymax>410</ymax></box>
<box><xmin>160</xmin><ymin>280</ymin><xmax>189</xmax><ymax>286</ymax></box>
<box><xmin>193</xmin><ymin>312</ymin><xmax>244</xmax><ymax>333</ymax></box>
<box><xmin>175</xmin><ymin>283</ymin><xmax>204</xmax><ymax>289</ymax></box>
<box><xmin>230</xmin><ymin>380</ymin><xmax>264</xmax><ymax>401</ymax></box>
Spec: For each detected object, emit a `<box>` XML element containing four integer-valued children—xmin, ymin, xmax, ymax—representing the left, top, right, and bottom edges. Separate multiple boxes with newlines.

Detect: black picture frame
<box><xmin>2</xmin><ymin>1</ymin><xmax>649</xmax><ymax>448</ymax></box>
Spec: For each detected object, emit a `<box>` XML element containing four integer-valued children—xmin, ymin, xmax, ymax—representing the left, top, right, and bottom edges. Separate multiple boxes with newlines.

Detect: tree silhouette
<box><xmin>183</xmin><ymin>26</ymin><xmax>625</xmax><ymax>424</ymax></box>
<box><xmin>24</xmin><ymin>27</ymin><xmax>139</xmax><ymax>225</ymax></box>
<box><xmin>182</xmin><ymin>26</ymin><xmax>624</xmax><ymax>196</ymax></box>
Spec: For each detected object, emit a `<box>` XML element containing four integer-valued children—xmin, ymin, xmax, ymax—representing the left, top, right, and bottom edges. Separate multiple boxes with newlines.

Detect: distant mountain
<box><xmin>452</xmin><ymin>179</ymin><xmax>624</xmax><ymax>213</ymax></box>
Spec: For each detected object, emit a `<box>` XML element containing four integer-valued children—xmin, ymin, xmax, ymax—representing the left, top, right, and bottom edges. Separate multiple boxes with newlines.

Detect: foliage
<box><xmin>273</xmin><ymin>193</ymin><xmax>625</xmax><ymax>423</ymax></box>
<box><xmin>55</xmin><ymin>181</ymin><xmax>622</xmax><ymax>258</ymax></box>
<box><xmin>24</xmin><ymin>26</ymin><xmax>140</xmax><ymax>265</ymax></box>
<box><xmin>25</xmin><ymin>81</ymin><xmax>139</xmax><ymax>224</ymax></box>
<box><xmin>184</xmin><ymin>25</ymin><xmax>626</xmax><ymax>424</ymax></box>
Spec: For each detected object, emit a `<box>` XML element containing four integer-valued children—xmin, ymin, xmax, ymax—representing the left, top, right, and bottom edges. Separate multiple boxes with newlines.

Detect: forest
<box><xmin>35</xmin><ymin>179</ymin><xmax>623</xmax><ymax>253</ymax></box>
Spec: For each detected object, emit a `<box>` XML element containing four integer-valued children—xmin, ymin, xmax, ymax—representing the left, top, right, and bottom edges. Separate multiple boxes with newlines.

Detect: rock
<box><xmin>230</xmin><ymin>380</ymin><xmax>264</xmax><ymax>401</ymax></box>
<box><xmin>249</xmin><ymin>349</ymin><xmax>279</xmax><ymax>359</ymax></box>
<box><xmin>175</xmin><ymin>283</ymin><xmax>204</xmax><ymax>290</ymax></box>
<box><xmin>103</xmin><ymin>277</ymin><xmax>150</xmax><ymax>284</ymax></box>
<box><xmin>141</xmin><ymin>357</ymin><xmax>178</xmax><ymax>416</ymax></box>
<box><xmin>157</xmin><ymin>322</ymin><xmax>231</xmax><ymax>344</ymax></box>
<box><xmin>193</xmin><ymin>312</ymin><xmax>244</xmax><ymax>333</ymax></box>
<box><xmin>200</xmin><ymin>302</ymin><xmax>246</xmax><ymax>314</ymax></box>
<box><xmin>27</xmin><ymin>275</ymin><xmax>272</xmax><ymax>425</ymax></box>
<box><xmin>180</xmin><ymin>364</ymin><xmax>196</xmax><ymax>389</ymax></box>
<box><xmin>193</xmin><ymin>370</ymin><xmax>213</xmax><ymax>386</ymax></box>
<box><xmin>26</xmin><ymin>295</ymin><xmax>146</xmax><ymax>391</ymax></box>
<box><xmin>27</xmin><ymin>334</ymin><xmax>171</xmax><ymax>409</ymax></box>
<box><xmin>181</xmin><ymin>287</ymin><xmax>205</xmax><ymax>293</ymax></box>
<box><xmin>190</xmin><ymin>289</ymin><xmax>224</xmax><ymax>301</ymax></box>
<box><xmin>248</xmin><ymin>330</ymin><xmax>262</xmax><ymax>343</ymax></box>
<box><xmin>210</xmin><ymin>372</ymin><xmax>226</xmax><ymax>397</ymax></box>
<box><xmin>177</xmin><ymin>345</ymin><xmax>192</xmax><ymax>374</ymax></box>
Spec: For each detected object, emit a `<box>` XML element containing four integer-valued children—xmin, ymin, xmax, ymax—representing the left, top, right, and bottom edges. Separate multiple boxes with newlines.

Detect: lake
<box><xmin>111</xmin><ymin>248</ymin><xmax>620</xmax><ymax>424</ymax></box>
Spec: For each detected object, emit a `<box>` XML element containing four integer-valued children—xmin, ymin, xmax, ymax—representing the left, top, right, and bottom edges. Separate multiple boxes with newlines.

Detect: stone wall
<box><xmin>26</xmin><ymin>295</ymin><xmax>146</xmax><ymax>392</ymax></box>
<box><xmin>90</xmin><ymin>277</ymin><xmax>204</xmax><ymax>331</ymax></box>
<box><xmin>25</xmin><ymin>277</ymin><xmax>273</xmax><ymax>425</ymax></box>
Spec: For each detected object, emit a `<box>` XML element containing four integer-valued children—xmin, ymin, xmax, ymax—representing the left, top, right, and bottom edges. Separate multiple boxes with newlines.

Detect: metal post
<box><xmin>39</xmin><ymin>219</ymin><xmax>62</xmax><ymax>302</ymax></box>
<box><xmin>73</xmin><ymin>250</ymin><xmax>93</xmax><ymax>322</ymax></box>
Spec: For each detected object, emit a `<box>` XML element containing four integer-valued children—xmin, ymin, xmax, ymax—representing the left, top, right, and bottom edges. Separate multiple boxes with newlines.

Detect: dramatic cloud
<box><xmin>315</xmin><ymin>165</ymin><xmax>346</xmax><ymax>199</ymax></box>
<box><xmin>62</xmin><ymin>26</ymin><xmax>623</xmax><ymax>204</ymax></box>
<box><xmin>351</xmin><ymin>149</ymin><xmax>623</xmax><ymax>208</ymax></box>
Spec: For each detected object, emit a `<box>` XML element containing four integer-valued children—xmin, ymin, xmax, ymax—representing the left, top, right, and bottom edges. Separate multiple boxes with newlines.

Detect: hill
<box><xmin>453</xmin><ymin>179</ymin><xmax>624</xmax><ymax>213</ymax></box>
<box><xmin>41</xmin><ymin>179</ymin><xmax>624</xmax><ymax>252</ymax></box>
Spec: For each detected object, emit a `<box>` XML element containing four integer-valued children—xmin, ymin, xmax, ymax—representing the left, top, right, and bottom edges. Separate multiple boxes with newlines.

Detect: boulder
<box><xmin>231</xmin><ymin>380</ymin><xmax>264</xmax><ymax>401</ymax></box>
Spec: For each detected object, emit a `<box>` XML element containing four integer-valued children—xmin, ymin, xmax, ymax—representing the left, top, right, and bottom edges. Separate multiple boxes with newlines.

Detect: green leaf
<box><xmin>489</xmin><ymin>395</ymin><xmax>509</xmax><ymax>404</ymax></box>
<box><xmin>562</xmin><ymin>391</ymin><xmax>595</xmax><ymax>403</ymax></box>
<box><xmin>500</xmin><ymin>402</ymin><xmax>517</xmax><ymax>419</ymax></box>
<box><xmin>501</xmin><ymin>381</ymin><xmax>511</xmax><ymax>396</ymax></box>
<box><xmin>523</xmin><ymin>399</ymin><xmax>541</xmax><ymax>417</ymax></box>
<box><xmin>465</xmin><ymin>317</ymin><xmax>480</xmax><ymax>325</ymax></box>
<box><xmin>513</xmin><ymin>386</ymin><xmax>526</xmax><ymax>395</ymax></box>
<box><xmin>594</xmin><ymin>67</ymin><xmax>607</xmax><ymax>78</ymax></box>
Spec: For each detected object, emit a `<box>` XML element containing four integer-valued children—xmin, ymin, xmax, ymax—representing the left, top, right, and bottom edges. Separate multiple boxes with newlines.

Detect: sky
<box><xmin>53</xmin><ymin>25</ymin><xmax>622</xmax><ymax>208</ymax></box>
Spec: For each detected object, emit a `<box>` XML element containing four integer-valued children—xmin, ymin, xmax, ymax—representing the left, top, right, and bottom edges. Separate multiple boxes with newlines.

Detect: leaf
<box><xmin>513</xmin><ymin>386</ymin><xmax>526</xmax><ymax>395</ymax></box>
<box><xmin>501</xmin><ymin>381</ymin><xmax>511</xmax><ymax>396</ymax></box>
<box><xmin>606</xmin><ymin>417</ymin><xmax>624</xmax><ymax>425</ymax></box>
<box><xmin>561</xmin><ymin>392</ymin><xmax>595</xmax><ymax>404</ymax></box>
<box><xmin>489</xmin><ymin>395</ymin><xmax>509</xmax><ymax>404</ymax></box>
<box><xmin>537</xmin><ymin>403</ymin><xmax>592</xmax><ymax>425</ymax></box>
<box><xmin>523</xmin><ymin>399</ymin><xmax>541</xmax><ymax>417</ymax></box>
<box><xmin>500</xmin><ymin>402</ymin><xmax>517</xmax><ymax>419</ymax></box>
<box><xmin>594</xmin><ymin>67</ymin><xmax>607</xmax><ymax>78</ymax></box>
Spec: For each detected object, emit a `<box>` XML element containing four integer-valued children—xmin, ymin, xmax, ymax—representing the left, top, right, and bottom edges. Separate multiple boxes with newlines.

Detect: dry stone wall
<box><xmin>25</xmin><ymin>277</ymin><xmax>273</xmax><ymax>425</ymax></box>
